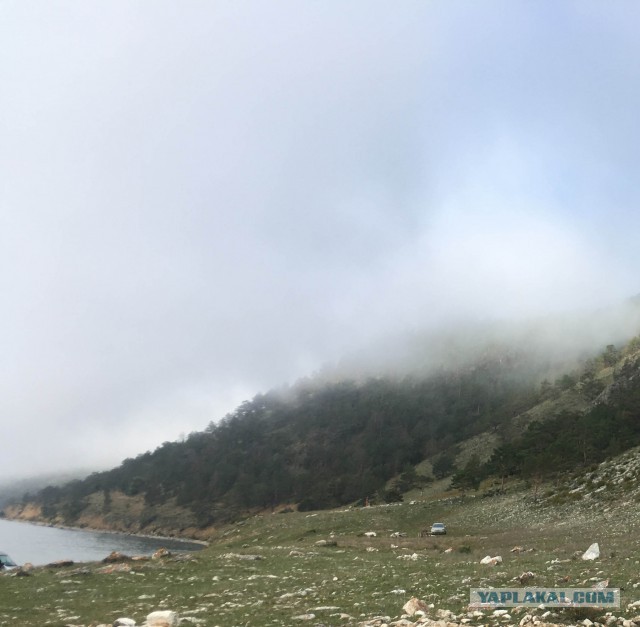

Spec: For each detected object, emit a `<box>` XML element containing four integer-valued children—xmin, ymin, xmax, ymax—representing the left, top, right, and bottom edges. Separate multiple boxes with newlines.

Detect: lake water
<box><xmin>0</xmin><ymin>518</ymin><xmax>204</xmax><ymax>566</ymax></box>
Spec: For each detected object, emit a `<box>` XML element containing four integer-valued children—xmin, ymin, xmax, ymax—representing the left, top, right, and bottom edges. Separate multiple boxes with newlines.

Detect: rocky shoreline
<box><xmin>1</xmin><ymin>500</ymin><xmax>213</xmax><ymax>544</ymax></box>
<box><xmin>2</xmin><ymin>515</ymin><xmax>209</xmax><ymax>548</ymax></box>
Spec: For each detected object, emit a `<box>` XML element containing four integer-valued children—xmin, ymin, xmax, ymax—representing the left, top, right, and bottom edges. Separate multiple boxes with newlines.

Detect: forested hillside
<box><xmin>9</xmin><ymin>328</ymin><xmax>640</xmax><ymax>536</ymax></box>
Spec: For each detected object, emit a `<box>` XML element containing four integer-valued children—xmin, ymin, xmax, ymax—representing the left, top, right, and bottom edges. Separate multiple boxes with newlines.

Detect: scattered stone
<box><xmin>312</xmin><ymin>606</ymin><xmax>340</xmax><ymax>611</ymax></box>
<box><xmin>364</xmin><ymin>532</ymin><xmax>377</xmax><ymax>537</ymax></box>
<box><xmin>357</xmin><ymin>616</ymin><xmax>391</xmax><ymax>626</ymax></box>
<box><xmin>292</xmin><ymin>613</ymin><xmax>316</xmax><ymax>621</ymax></box>
<box><xmin>593</xmin><ymin>579</ymin><xmax>610</xmax><ymax>589</ymax></box>
<box><xmin>221</xmin><ymin>552</ymin><xmax>264</xmax><ymax>560</ymax></box>
<box><xmin>444</xmin><ymin>548</ymin><xmax>454</xmax><ymax>553</ymax></box>
<box><xmin>113</xmin><ymin>619</ymin><xmax>136</xmax><ymax>627</ymax></box>
<box><xmin>289</xmin><ymin>550</ymin><xmax>304</xmax><ymax>556</ymax></box>
<box><xmin>582</xmin><ymin>543</ymin><xmax>600</xmax><ymax>560</ymax></box>
<box><xmin>315</xmin><ymin>540</ymin><xmax>337</xmax><ymax>547</ymax></box>
<box><xmin>511</xmin><ymin>546</ymin><xmax>525</xmax><ymax>553</ymax></box>
<box><xmin>97</xmin><ymin>563</ymin><xmax>132</xmax><ymax>574</ymax></box>
<box><xmin>58</xmin><ymin>567</ymin><xmax>91</xmax><ymax>577</ymax></box>
<box><xmin>390</xmin><ymin>532</ymin><xmax>406</xmax><ymax>538</ymax></box>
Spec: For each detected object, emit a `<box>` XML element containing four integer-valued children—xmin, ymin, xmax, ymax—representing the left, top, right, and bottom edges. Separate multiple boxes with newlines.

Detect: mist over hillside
<box><xmin>321</xmin><ymin>296</ymin><xmax>640</xmax><ymax>382</ymax></box>
<box><xmin>6</xmin><ymin>298</ymin><xmax>640</xmax><ymax>538</ymax></box>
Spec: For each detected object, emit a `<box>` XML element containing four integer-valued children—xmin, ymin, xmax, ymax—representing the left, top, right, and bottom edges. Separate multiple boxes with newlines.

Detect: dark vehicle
<box><xmin>0</xmin><ymin>553</ymin><xmax>18</xmax><ymax>570</ymax></box>
<box><xmin>430</xmin><ymin>522</ymin><xmax>446</xmax><ymax>535</ymax></box>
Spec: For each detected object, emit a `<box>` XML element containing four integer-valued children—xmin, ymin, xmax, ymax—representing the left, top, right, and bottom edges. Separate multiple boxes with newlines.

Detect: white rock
<box><xmin>582</xmin><ymin>543</ymin><xmax>600</xmax><ymax>560</ymax></box>
<box><xmin>114</xmin><ymin>619</ymin><xmax>136</xmax><ymax>627</ymax></box>
<box><xmin>145</xmin><ymin>610</ymin><xmax>179</xmax><ymax>627</ymax></box>
<box><xmin>364</xmin><ymin>532</ymin><xmax>377</xmax><ymax>537</ymax></box>
<box><xmin>493</xmin><ymin>610</ymin><xmax>509</xmax><ymax>617</ymax></box>
<box><xmin>481</xmin><ymin>555</ymin><xmax>503</xmax><ymax>565</ymax></box>
<box><xmin>292</xmin><ymin>613</ymin><xmax>316</xmax><ymax>621</ymax></box>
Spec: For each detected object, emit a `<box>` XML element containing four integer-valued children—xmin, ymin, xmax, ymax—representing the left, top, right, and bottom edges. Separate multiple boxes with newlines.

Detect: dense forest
<box><xmin>17</xmin><ymin>334</ymin><xmax>640</xmax><ymax>531</ymax></box>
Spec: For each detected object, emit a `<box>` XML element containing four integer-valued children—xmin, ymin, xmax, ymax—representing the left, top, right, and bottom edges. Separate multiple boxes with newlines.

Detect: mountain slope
<box><xmin>7</xmin><ymin>319</ymin><xmax>640</xmax><ymax>538</ymax></box>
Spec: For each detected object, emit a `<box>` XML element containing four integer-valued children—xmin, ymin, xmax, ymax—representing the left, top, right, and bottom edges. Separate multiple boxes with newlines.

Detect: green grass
<box><xmin>4</xmin><ymin>476</ymin><xmax>640</xmax><ymax>626</ymax></box>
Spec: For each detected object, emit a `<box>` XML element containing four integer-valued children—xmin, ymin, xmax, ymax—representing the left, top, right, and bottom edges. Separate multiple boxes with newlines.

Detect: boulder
<box><xmin>46</xmin><ymin>559</ymin><xmax>74</xmax><ymax>568</ymax></box>
<box><xmin>103</xmin><ymin>551</ymin><xmax>131</xmax><ymax>563</ymax></box>
<box><xmin>582</xmin><ymin>543</ymin><xmax>600</xmax><ymax>560</ymax></box>
<box><xmin>151</xmin><ymin>548</ymin><xmax>172</xmax><ymax>560</ymax></box>
<box><xmin>145</xmin><ymin>610</ymin><xmax>179</xmax><ymax>627</ymax></box>
<box><xmin>480</xmin><ymin>555</ymin><xmax>503</xmax><ymax>565</ymax></box>
<box><xmin>517</xmin><ymin>571</ymin><xmax>535</xmax><ymax>584</ymax></box>
<box><xmin>403</xmin><ymin>597</ymin><xmax>430</xmax><ymax>616</ymax></box>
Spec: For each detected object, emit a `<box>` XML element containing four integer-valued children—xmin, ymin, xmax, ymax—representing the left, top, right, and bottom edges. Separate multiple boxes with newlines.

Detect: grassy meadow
<box><xmin>3</xmin><ymin>469</ymin><xmax>640</xmax><ymax>627</ymax></box>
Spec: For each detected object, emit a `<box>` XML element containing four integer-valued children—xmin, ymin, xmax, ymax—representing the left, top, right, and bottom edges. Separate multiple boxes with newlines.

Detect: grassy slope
<box><xmin>4</xmin><ymin>449</ymin><xmax>640</xmax><ymax>627</ymax></box>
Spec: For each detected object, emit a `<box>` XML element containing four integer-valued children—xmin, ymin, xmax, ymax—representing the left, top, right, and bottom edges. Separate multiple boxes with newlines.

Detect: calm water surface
<box><xmin>0</xmin><ymin>518</ymin><xmax>204</xmax><ymax>566</ymax></box>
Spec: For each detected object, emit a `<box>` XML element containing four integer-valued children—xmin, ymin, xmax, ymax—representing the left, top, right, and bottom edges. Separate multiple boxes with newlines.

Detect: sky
<box><xmin>1</xmin><ymin>1</ymin><xmax>640</xmax><ymax>479</ymax></box>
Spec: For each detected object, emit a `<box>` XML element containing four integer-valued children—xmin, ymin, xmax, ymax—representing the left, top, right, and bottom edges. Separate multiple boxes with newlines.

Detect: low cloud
<box><xmin>1</xmin><ymin>2</ymin><xmax>639</xmax><ymax>478</ymax></box>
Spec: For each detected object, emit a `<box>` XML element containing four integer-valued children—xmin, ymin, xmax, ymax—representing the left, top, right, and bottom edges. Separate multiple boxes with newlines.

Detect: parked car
<box><xmin>0</xmin><ymin>553</ymin><xmax>18</xmax><ymax>570</ymax></box>
<box><xmin>430</xmin><ymin>522</ymin><xmax>446</xmax><ymax>535</ymax></box>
